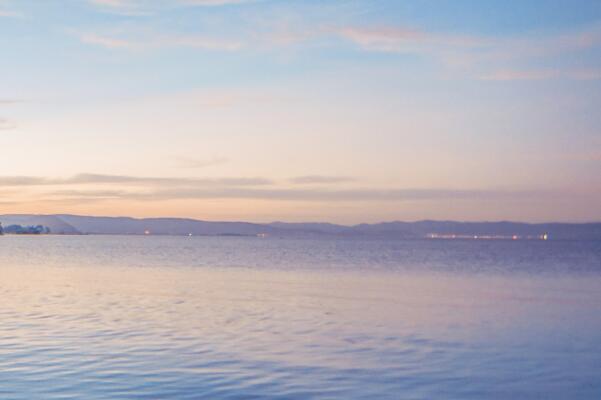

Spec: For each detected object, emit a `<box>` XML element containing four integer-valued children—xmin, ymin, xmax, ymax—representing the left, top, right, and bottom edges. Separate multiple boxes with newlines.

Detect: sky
<box><xmin>0</xmin><ymin>0</ymin><xmax>600</xmax><ymax>223</ymax></box>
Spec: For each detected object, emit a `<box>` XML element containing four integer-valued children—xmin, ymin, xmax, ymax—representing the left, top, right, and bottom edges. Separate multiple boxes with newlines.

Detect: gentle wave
<box><xmin>0</xmin><ymin>236</ymin><xmax>600</xmax><ymax>399</ymax></box>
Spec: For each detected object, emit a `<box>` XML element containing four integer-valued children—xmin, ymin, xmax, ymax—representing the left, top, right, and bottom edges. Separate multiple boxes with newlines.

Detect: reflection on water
<box><xmin>1</xmin><ymin>236</ymin><xmax>600</xmax><ymax>399</ymax></box>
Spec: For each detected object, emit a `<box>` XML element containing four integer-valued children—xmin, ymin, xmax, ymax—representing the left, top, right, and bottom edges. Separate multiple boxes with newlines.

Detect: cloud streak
<box><xmin>0</xmin><ymin>173</ymin><xmax>561</xmax><ymax>204</ymax></box>
<box><xmin>478</xmin><ymin>69</ymin><xmax>561</xmax><ymax>81</ymax></box>
<box><xmin>80</xmin><ymin>33</ymin><xmax>134</xmax><ymax>49</ymax></box>
<box><xmin>89</xmin><ymin>0</ymin><xmax>257</xmax><ymax>15</ymax></box>
<box><xmin>0</xmin><ymin>4</ymin><xmax>20</xmax><ymax>18</ymax></box>
<box><xmin>0</xmin><ymin>99</ymin><xmax>22</xmax><ymax>104</ymax></box>
<box><xmin>0</xmin><ymin>173</ymin><xmax>273</xmax><ymax>187</ymax></box>
<box><xmin>0</xmin><ymin>118</ymin><xmax>16</xmax><ymax>130</ymax></box>
<box><xmin>334</xmin><ymin>23</ymin><xmax>601</xmax><ymax>80</ymax></box>
<box><xmin>335</xmin><ymin>26</ymin><xmax>487</xmax><ymax>53</ymax></box>
<box><xmin>76</xmin><ymin>15</ymin><xmax>601</xmax><ymax>80</ymax></box>
<box><xmin>479</xmin><ymin>68</ymin><xmax>601</xmax><ymax>81</ymax></box>
<box><xmin>290</xmin><ymin>175</ymin><xmax>356</xmax><ymax>185</ymax></box>
<box><xmin>39</xmin><ymin>186</ymin><xmax>557</xmax><ymax>204</ymax></box>
<box><xmin>78</xmin><ymin>32</ymin><xmax>242</xmax><ymax>51</ymax></box>
<box><xmin>179</xmin><ymin>0</ymin><xmax>256</xmax><ymax>5</ymax></box>
<box><xmin>88</xmin><ymin>0</ymin><xmax>155</xmax><ymax>16</ymax></box>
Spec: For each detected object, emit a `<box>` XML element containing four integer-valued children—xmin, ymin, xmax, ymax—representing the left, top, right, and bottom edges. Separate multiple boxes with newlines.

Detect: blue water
<box><xmin>1</xmin><ymin>236</ymin><xmax>600</xmax><ymax>399</ymax></box>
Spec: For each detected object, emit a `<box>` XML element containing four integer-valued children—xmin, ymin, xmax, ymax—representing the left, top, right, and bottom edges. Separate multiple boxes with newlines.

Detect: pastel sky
<box><xmin>1</xmin><ymin>0</ymin><xmax>600</xmax><ymax>223</ymax></box>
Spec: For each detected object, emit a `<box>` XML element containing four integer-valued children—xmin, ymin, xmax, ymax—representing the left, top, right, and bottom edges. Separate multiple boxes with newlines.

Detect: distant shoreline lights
<box><xmin>427</xmin><ymin>233</ymin><xmax>549</xmax><ymax>240</ymax></box>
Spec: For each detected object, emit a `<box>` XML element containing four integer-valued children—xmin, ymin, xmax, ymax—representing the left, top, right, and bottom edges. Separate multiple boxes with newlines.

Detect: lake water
<box><xmin>1</xmin><ymin>236</ymin><xmax>600</xmax><ymax>399</ymax></box>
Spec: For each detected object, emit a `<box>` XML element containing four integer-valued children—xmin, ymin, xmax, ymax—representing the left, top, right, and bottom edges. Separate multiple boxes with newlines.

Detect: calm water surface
<box><xmin>1</xmin><ymin>236</ymin><xmax>600</xmax><ymax>399</ymax></box>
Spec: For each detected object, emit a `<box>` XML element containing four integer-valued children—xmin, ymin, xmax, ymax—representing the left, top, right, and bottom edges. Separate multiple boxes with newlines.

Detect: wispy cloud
<box><xmin>478</xmin><ymin>69</ymin><xmax>560</xmax><ymax>81</ymax></box>
<box><xmin>179</xmin><ymin>0</ymin><xmax>256</xmax><ymax>5</ymax></box>
<box><xmin>0</xmin><ymin>173</ymin><xmax>557</xmax><ymax>204</ymax></box>
<box><xmin>479</xmin><ymin>68</ymin><xmax>601</xmax><ymax>81</ymax></box>
<box><xmin>334</xmin><ymin>22</ymin><xmax>601</xmax><ymax>80</ymax></box>
<box><xmin>45</xmin><ymin>186</ymin><xmax>554</xmax><ymax>203</ymax></box>
<box><xmin>335</xmin><ymin>26</ymin><xmax>488</xmax><ymax>54</ymax></box>
<box><xmin>80</xmin><ymin>33</ymin><xmax>134</xmax><ymax>49</ymax></box>
<box><xmin>0</xmin><ymin>10</ymin><xmax>18</xmax><ymax>17</ymax></box>
<box><xmin>88</xmin><ymin>0</ymin><xmax>153</xmax><ymax>16</ymax></box>
<box><xmin>290</xmin><ymin>175</ymin><xmax>356</xmax><ymax>185</ymax></box>
<box><xmin>79</xmin><ymin>2</ymin><xmax>601</xmax><ymax>79</ymax></box>
<box><xmin>89</xmin><ymin>0</ymin><xmax>257</xmax><ymax>15</ymax></box>
<box><xmin>0</xmin><ymin>173</ymin><xmax>273</xmax><ymax>187</ymax></box>
<box><xmin>90</xmin><ymin>0</ymin><xmax>131</xmax><ymax>6</ymax></box>
<box><xmin>0</xmin><ymin>0</ymin><xmax>20</xmax><ymax>18</ymax></box>
<box><xmin>336</xmin><ymin>23</ymin><xmax>601</xmax><ymax>55</ymax></box>
<box><xmin>47</xmin><ymin>189</ymin><xmax>129</xmax><ymax>200</ymax></box>
<box><xmin>0</xmin><ymin>99</ymin><xmax>22</xmax><ymax>104</ymax></box>
<box><xmin>0</xmin><ymin>118</ymin><xmax>16</xmax><ymax>130</ymax></box>
<box><xmin>78</xmin><ymin>32</ymin><xmax>242</xmax><ymax>51</ymax></box>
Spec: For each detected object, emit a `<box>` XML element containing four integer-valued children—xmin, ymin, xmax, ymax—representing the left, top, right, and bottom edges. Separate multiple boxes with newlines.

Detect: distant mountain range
<box><xmin>1</xmin><ymin>214</ymin><xmax>600</xmax><ymax>240</ymax></box>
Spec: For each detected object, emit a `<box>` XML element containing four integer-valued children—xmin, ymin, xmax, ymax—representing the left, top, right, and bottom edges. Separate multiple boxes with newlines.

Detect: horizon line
<box><xmin>1</xmin><ymin>213</ymin><xmax>600</xmax><ymax>227</ymax></box>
